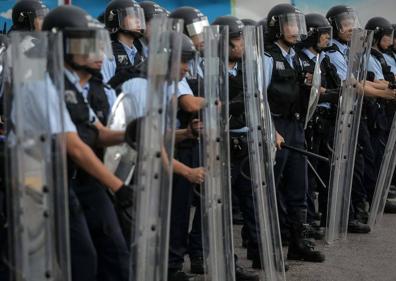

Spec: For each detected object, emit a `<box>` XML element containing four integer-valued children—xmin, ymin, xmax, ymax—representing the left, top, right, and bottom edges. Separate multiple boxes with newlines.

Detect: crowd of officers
<box><xmin>0</xmin><ymin>0</ymin><xmax>396</xmax><ymax>280</ymax></box>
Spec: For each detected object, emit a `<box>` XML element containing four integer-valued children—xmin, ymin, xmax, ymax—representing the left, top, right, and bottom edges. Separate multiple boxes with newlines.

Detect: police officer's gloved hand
<box><xmin>114</xmin><ymin>184</ymin><xmax>135</xmax><ymax>241</ymax></box>
<box><xmin>125</xmin><ymin>117</ymin><xmax>143</xmax><ymax>149</ymax></box>
<box><xmin>115</xmin><ymin>184</ymin><xmax>134</xmax><ymax>209</ymax></box>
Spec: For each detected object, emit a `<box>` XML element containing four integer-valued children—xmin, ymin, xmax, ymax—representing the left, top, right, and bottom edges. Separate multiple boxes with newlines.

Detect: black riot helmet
<box><xmin>365</xmin><ymin>17</ymin><xmax>394</xmax><ymax>51</ymax></box>
<box><xmin>212</xmin><ymin>16</ymin><xmax>244</xmax><ymax>39</ymax></box>
<box><xmin>139</xmin><ymin>1</ymin><xmax>169</xmax><ymax>22</ymax></box>
<box><xmin>326</xmin><ymin>5</ymin><xmax>360</xmax><ymax>38</ymax></box>
<box><xmin>42</xmin><ymin>5</ymin><xmax>113</xmax><ymax>73</ymax></box>
<box><xmin>169</xmin><ymin>7</ymin><xmax>209</xmax><ymax>38</ymax></box>
<box><xmin>267</xmin><ymin>3</ymin><xmax>307</xmax><ymax>44</ymax></box>
<box><xmin>241</xmin><ymin>18</ymin><xmax>257</xmax><ymax>26</ymax></box>
<box><xmin>11</xmin><ymin>0</ymin><xmax>49</xmax><ymax>31</ymax></box>
<box><xmin>257</xmin><ymin>17</ymin><xmax>270</xmax><ymax>43</ymax></box>
<box><xmin>105</xmin><ymin>0</ymin><xmax>146</xmax><ymax>38</ymax></box>
<box><xmin>180</xmin><ymin>33</ymin><xmax>198</xmax><ymax>63</ymax></box>
<box><xmin>302</xmin><ymin>13</ymin><xmax>332</xmax><ymax>51</ymax></box>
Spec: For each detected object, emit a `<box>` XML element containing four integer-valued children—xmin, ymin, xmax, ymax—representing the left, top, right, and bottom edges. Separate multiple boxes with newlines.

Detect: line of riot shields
<box><xmin>1</xmin><ymin>13</ymin><xmax>396</xmax><ymax>281</ymax></box>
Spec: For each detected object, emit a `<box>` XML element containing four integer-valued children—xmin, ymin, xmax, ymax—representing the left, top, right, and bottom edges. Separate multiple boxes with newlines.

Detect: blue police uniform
<box><xmin>64</xmin><ymin>69</ymin><xmax>130</xmax><ymax>281</ymax></box>
<box><xmin>264</xmin><ymin>43</ymin><xmax>310</xmax><ymax>240</ymax></box>
<box><xmin>168</xmin><ymin>61</ymin><xmax>205</xmax><ymax>271</ymax></box>
<box><xmin>384</xmin><ymin>52</ymin><xmax>396</xmax><ymax>74</ymax></box>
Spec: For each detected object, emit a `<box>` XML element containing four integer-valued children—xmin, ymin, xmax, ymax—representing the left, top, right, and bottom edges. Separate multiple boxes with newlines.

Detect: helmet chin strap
<box><xmin>66</xmin><ymin>58</ymin><xmax>99</xmax><ymax>77</ymax></box>
<box><xmin>119</xmin><ymin>29</ymin><xmax>143</xmax><ymax>40</ymax></box>
<box><xmin>280</xmin><ymin>37</ymin><xmax>295</xmax><ymax>48</ymax></box>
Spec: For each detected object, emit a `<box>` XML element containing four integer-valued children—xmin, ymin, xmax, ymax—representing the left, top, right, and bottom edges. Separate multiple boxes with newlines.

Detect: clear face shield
<box><xmin>29</xmin><ymin>8</ymin><xmax>49</xmax><ymax>31</ymax></box>
<box><xmin>117</xmin><ymin>6</ymin><xmax>146</xmax><ymax>32</ymax></box>
<box><xmin>279</xmin><ymin>13</ymin><xmax>307</xmax><ymax>43</ymax></box>
<box><xmin>316</xmin><ymin>26</ymin><xmax>333</xmax><ymax>49</ymax></box>
<box><xmin>65</xmin><ymin>29</ymin><xmax>113</xmax><ymax>65</ymax></box>
<box><xmin>380</xmin><ymin>28</ymin><xmax>394</xmax><ymax>50</ymax></box>
<box><xmin>186</xmin><ymin>17</ymin><xmax>209</xmax><ymax>52</ymax></box>
<box><xmin>335</xmin><ymin>12</ymin><xmax>361</xmax><ymax>34</ymax></box>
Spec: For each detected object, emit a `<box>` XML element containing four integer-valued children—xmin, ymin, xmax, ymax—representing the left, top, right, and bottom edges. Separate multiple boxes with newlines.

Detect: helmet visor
<box><xmin>118</xmin><ymin>6</ymin><xmax>146</xmax><ymax>32</ymax></box>
<box><xmin>279</xmin><ymin>13</ymin><xmax>307</xmax><ymax>41</ymax></box>
<box><xmin>316</xmin><ymin>26</ymin><xmax>333</xmax><ymax>48</ymax></box>
<box><xmin>65</xmin><ymin>29</ymin><xmax>113</xmax><ymax>61</ymax></box>
<box><xmin>34</xmin><ymin>7</ymin><xmax>49</xmax><ymax>18</ymax></box>
<box><xmin>334</xmin><ymin>11</ymin><xmax>360</xmax><ymax>33</ymax></box>
<box><xmin>186</xmin><ymin>17</ymin><xmax>209</xmax><ymax>37</ymax></box>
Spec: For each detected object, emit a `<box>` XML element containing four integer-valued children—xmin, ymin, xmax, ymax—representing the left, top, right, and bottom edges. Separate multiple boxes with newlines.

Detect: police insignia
<box><xmin>65</xmin><ymin>90</ymin><xmax>78</xmax><ymax>104</ymax></box>
<box><xmin>275</xmin><ymin>61</ymin><xmax>285</xmax><ymax>70</ymax></box>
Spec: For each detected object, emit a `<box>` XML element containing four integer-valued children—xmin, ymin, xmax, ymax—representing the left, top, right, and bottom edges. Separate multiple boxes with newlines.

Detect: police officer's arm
<box><xmin>178</xmin><ymin>95</ymin><xmax>206</xmax><ymax>112</ymax></box>
<box><xmin>362</xmin><ymin>81</ymin><xmax>396</xmax><ymax>99</ymax></box>
<box><xmin>94</xmin><ymin>120</ymin><xmax>125</xmax><ymax>147</ymax></box>
<box><xmin>173</xmin><ymin>159</ymin><xmax>205</xmax><ymax>184</ymax></box>
<box><xmin>66</xmin><ymin>132</ymin><xmax>123</xmax><ymax>192</ymax></box>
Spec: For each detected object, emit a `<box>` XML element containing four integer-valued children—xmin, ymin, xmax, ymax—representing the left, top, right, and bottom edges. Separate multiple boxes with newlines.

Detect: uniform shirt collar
<box><xmin>228</xmin><ymin>62</ymin><xmax>238</xmax><ymax>77</ymax></box>
<box><xmin>275</xmin><ymin>42</ymin><xmax>296</xmax><ymax>59</ymax></box>
<box><xmin>64</xmin><ymin>68</ymin><xmax>90</xmax><ymax>96</ymax></box>
<box><xmin>120</xmin><ymin>41</ymin><xmax>138</xmax><ymax>59</ymax></box>
<box><xmin>332</xmin><ymin>39</ymin><xmax>349</xmax><ymax>55</ymax></box>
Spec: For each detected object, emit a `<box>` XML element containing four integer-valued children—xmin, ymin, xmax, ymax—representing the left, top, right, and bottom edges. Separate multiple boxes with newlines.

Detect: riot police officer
<box><xmin>167</xmin><ymin>7</ymin><xmax>209</xmax><ymax>280</ymax></box>
<box><xmin>42</xmin><ymin>6</ymin><xmax>133</xmax><ymax>281</ymax></box>
<box><xmin>365</xmin><ymin>17</ymin><xmax>396</xmax><ymax>213</ymax></box>
<box><xmin>264</xmin><ymin>3</ymin><xmax>325</xmax><ymax>262</ymax></box>
<box><xmin>295</xmin><ymin>13</ymin><xmax>336</xmax><ymax>233</ymax></box>
<box><xmin>136</xmin><ymin>1</ymin><xmax>169</xmax><ymax>58</ymax></box>
<box><xmin>326</xmin><ymin>6</ymin><xmax>395</xmax><ymax>231</ymax></box>
<box><xmin>211</xmin><ymin>15</ymin><xmax>265</xmax><ymax>279</ymax></box>
<box><xmin>102</xmin><ymin>0</ymin><xmax>146</xmax><ymax>97</ymax></box>
<box><xmin>10</xmin><ymin>0</ymin><xmax>48</xmax><ymax>32</ymax></box>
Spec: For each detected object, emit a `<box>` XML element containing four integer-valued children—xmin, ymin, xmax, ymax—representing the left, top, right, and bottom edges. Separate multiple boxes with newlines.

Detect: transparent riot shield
<box><xmin>304</xmin><ymin>54</ymin><xmax>321</xmax><ymax>129</ymax></box>
<box><xmin>242</xmin><ymin>25</ymin><xmax>286</xmax><ymax>281</ymax></box>
<box><xmin>367</xmin><ymin>113</ymin><xmax>396</xmax><ymax>229</ymax></box>
<box><xmin>325</xmin><ymin>29</ymin><xmax>374</xmax><ymax>243</ymax></box>
<box><xmin>104</xmin><ymin>93</ymin><xmax>138</xmax><ymax>184</ymax></box>
<box><xmin>129</xmin><ymin>16</ymin><xmax>183</xmax><ymax>281</ymax></box>
<box><xmin>199</xmin><ymin>25</ymin><xmax>236</xmax><ymax>281</ymax></box>
<box><xmin>5</xmin><ymin>32</ymin><xmax>70</xmax><ymax>281</ymax></box>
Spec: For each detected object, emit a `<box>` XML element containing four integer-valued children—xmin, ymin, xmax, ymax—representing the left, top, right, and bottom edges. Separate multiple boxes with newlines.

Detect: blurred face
<box><xmin>282</xmin><ymin>22</ymin><xmax>299</xmax><ymax>44</ymax></box>
<box><xmin>393</xmin><ymin>36</ymin><xmax>396</xmax><ymax>51</ymax></box>
<box><xmin>122</xmin><ymin>14</ymin><xmax>143</xmax><ymax>31</ymax></box>
<box><xmin>33</xmin><ymin>16</ymin><xmax>44</xmax><ymax>31</ymax></box>
<box><xmin>379</xmin><ymin>34</ymin><xmax>393</xmax><ymax>51</ymax></box>
<box><xmin>229</xmin><ymin>36</ymin><xmax>244</xmax><ymax>61</ymax></box>
<box><xmin>318</xmin><ymin>32</ymin><xmax>331</xmax><ymax>49</ymax></box>
<box><xmin>72</xmin><ymin>54</ymin><xmax>104</xmax><ymax>70</ymax></box>
<box><xmin>179</xmin><ymin>61</ymin><xmax>190</xmax><ymax>80</ymax></box>
<box><xmin>144</xmin><ymin>21</ymin><xmax>152</xmax><ymax>41</ymax></box>
<box><xmin>337</xmin><ymin>19</ymin><xmax>354</xmax><ymax>42</ymax></box>
<box><xmin>191</xmin><ymin>34</ymin><xmax>205</xmax><ymax>52</ymax></box>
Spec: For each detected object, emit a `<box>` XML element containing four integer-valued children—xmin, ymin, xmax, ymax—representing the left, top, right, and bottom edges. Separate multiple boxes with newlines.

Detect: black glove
<box><xmin>114</xmin><ymin>184</ymin><xmax>134</xmax><ymax>209</ymax></box>
<box><xmin>125</xmin><ymin>117</ymin><xmax>143</xmax><ymax>148</ymax></box>
<box><xmin>113</xmin><ymin>184</ymin><xmax>135</xmax><ymax>244</ymax></box>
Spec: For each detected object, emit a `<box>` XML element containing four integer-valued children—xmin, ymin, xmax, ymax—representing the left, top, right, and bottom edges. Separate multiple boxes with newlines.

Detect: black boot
<box><xmin>235</xmin><ymin>263</ymin><xmax>259</xmax><ymax>281</ymax></box>
<box><xmin>287</xmin><ymin>209</ymin><xmax>325</xmax><ymax>263</ymax></box>
<box><xmin>190</xmin><ymin>256</ymin><xmax>204</xmax><ymax>274</ymax></box>
<box><xmin>168</xmin><ymin>269</ymin><xmax>198</xmax><ymax>281</ymax></box>
<box><xmin>347</xmin><ymin>219</ymin><xmax>371</xmax><ymax>233</ymax></box>
<box><xmin>384</xmin><ymin>200</ymin><xmax>396</xmax><ymax>213</ymax></box>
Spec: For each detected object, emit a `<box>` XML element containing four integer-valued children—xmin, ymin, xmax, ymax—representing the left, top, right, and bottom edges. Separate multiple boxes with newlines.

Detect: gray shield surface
<box><xmin>325</xmin><ymin>29</ymin><xmax>374</xmax><ymax>243</ymax></box>
<box><xmin>242</xmin><ymin>25</ymin><xmax>286</xmax><ymax>281</ymax></box>
<box><xmin>129</xmin><ymin>16</ymin><xmax>183</xmax><ymax>281</ymax></box>
<box><xmin>5</xmin><ymin>31</ymin><xmax>70</xmax><ymax>281</ymax></box>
